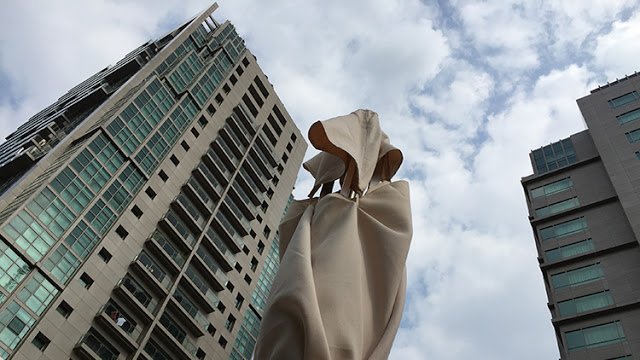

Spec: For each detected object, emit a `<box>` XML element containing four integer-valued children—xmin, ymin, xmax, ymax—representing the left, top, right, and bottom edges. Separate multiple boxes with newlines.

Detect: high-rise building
<box><xmin>0</xmin><ymin>3</ymin><xmax>306</xmax><ymax>360</ymax></box>
<box><xmin>522</xmin><ymin>73</ymin><xmax>640</xmax><ymax>359</ymax></box>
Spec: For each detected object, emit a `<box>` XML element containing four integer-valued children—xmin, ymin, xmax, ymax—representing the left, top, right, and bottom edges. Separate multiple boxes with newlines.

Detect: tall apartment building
<box><xmin>522</xmin><ymin>73</ymin><xmax>640</xmax><ymax>359</ymax></box>
<box><xmin>0</xmin><ymin>3</ymin><xmax>306</xmax><ymax>360</ymax></box>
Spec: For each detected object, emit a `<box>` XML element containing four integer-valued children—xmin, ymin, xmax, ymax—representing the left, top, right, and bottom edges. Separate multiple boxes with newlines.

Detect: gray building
<box><xmin>0</xmin><ymin>3</ymin><xmax>306</xmax><ymax>360</ymax></box>
<box><xmin>522</xmin><ymin>74</ymin><xmax>640</xmax><ymax>359</ymax></box>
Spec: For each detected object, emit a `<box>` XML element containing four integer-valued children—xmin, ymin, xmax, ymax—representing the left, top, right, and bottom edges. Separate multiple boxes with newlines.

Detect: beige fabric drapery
<box><xmin>254</xmin><ymin>109</ymin><xmax>412</xmax><ymax>359</ymax></box>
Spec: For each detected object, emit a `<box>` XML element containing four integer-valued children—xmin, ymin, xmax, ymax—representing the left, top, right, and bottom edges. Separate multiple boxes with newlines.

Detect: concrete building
<box><xmin>522</xmin><ymin>74</ymin><xmax>640</xmax><ymax>359</ymax></box>
<box><xmin>0</xmin><ymin>3</ymin><xmax>306</xmax><ymax>360</ymax></box>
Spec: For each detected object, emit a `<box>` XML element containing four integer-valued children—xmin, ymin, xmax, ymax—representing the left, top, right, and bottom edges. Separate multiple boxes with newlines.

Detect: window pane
<box><xmin>535</xmin><ymin>197</ymin><xmax>580</xmax><ymax>217</ymax></box>
<box><xmin>617</xmin><ymin>108</ymin><xmax>640</xmax><ymax>125</ymax></box>
<box><xmin>609</xmin><ymin>91</ymin><xmax>639</xmax><ymax>108</ymax></box>
<box><xmin>558</xmin><ymin>291</ymin><xmax>613</xmax><ymax>316</ymax></box>
<box><xmin>552</xmin><ymin>263</ymin><xmax>603</xmax><ymax>289</ymax></box>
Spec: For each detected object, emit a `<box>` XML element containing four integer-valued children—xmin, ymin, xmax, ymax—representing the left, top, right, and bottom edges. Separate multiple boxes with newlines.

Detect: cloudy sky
<box><xmin>2</xmin><ymin>0</ymin><xmax>640</xmax><ymax>358</ymax></box>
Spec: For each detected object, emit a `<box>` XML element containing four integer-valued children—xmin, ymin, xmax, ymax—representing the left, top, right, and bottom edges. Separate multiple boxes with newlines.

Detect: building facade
<box><xmin>522</xmin><ymin>74</ymin><xmax>640</xmax><ymax>359</ymax></box>
<box><xmin>0</xmin><ymin>3</ymin><xmax>306</xmax><ymax>360</ymax></box>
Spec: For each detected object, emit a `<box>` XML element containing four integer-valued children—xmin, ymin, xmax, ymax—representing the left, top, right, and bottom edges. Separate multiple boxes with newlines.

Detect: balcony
<box><xmin>193</xmin><ymin>164</ymin><xmax>224</xmax><ymax>196</ymax></box>
<box><xmin>95</xmin><ymin>302</ymin><xmax>141</xmax><ymax>351</ymax></box>
<box><xmin>217</xmin><ymin>131</ymin><xmax>243</xmax><ymax>159</ymax></box>
<box><xmin>193</xmin><ymin>246</ymin><xmax>228</xmax><ymax>290</ymax></box>
<box><xmin>221</xmin><ymin>200</ymin><xmax>250</xmax><ymax>235</ymax></box>
<box><xmin>185</xmin><ymin>178</ymin><xmax>216</xmax><ymax>212</ymax></box>
<box><xmin>182</xmin><ymin>265</ymin><xmax>220</xmax><ymax>312</ymax></box>
<box><xmin>75</xmin><ymin>328</ymin><xmax>121</xmax><ymax>360</ymax></box>
<box><xmin>142</xmin><ymin>338</ymin><xmax>173</xmax><ymax>360</ymax></box>
<box><xmin>147</xmin><ymin>231</ymin><xmax>186</xmax><ymax>273</ymax></box>
<box><xmin>170</xmin><ymin>288</ymin><xmax>209</xmax><ymax>336</ymax></box>
<box><xmin>228</xmin><ymin>187</ymin><xmax>256</xmax><ymax>220</ymax></box>
<box><xmin>232</xmin><ymin>106</ymin><xmax>257</xmax><ymax>137</ymax></box>
<box><xmin>172</xmin><ymin>193</ymin><xmax>208</xmax><ymax>231</ymax></box>
<box><xmin>220</xmin><ymin>127</ymin><xmax>246</xmax><ymax>155</ymax></box>
<box><xmin>114</xmin><ymin>276</ymin><xmax>157</xmax><ymax>319</ymax></box>
<box><xmin>161</xmin><ymin>210</ymin><xmax>198</xmax><ymax>248</ymax></box>
<box><xmin>204</xmin><ymin>148</ymin><xmax>234</xmax><ymax>176</ymax></box>
<box><xmin>157</xmin><ymin>313</ymin><xmax>199</xmax><ymax>360</ymax></box>
<box><xmin>234</xmin><ymin>176</ymin><xmax>262</xmax><ymax>206</ymax></box>
<box><xmin>211</xmin><ymin>211</ymin><xmax>244</xmax><ymax>252</ymax></box>
<box><xmin>240</xmin><ymin>165</ymin><xmax>267</xmax><ymax>192</ymax></box>
<box><xmin>132</xmin><ymin>251</ymin><xmax>172</xmax><ymax>293</ymax></box>
<box><xmin>248</xmin><ymin>148</ymin><xmax>273</xmax><ymax>178</ymax></box>
<box><xmin>204</xmin><ymin>226</ymin><xmax>236</xmax><ymax>268</ymax></box>
<box><xmin>225</xmin><ymin>117</ymin><xmax>251</xmax><ymax>147</ymax></box>
<box><xmin>255</xmin><ymin>135</ymin><xmax>277</xmax><ymax>167</ymax></box>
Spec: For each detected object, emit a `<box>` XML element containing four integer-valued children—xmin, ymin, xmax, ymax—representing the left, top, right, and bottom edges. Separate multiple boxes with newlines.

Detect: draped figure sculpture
<box><xmin>254</xmin><ymin>109</ymin><xmax>412</xmax><ymax>359</ymax></box>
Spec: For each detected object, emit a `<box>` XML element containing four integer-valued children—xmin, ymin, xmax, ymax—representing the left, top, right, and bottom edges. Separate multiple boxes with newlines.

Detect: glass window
<box><xmin>65</xmin><ymin>220</ymin><xmax>99</xmax><ymax>258</ymax></box>
<box><xmin>0</xmin><ymin>301</ymin><xmax>35</xmax><ymax>350</ymax></box>
<box><xmin>608</xmin><ymin>91</ymin><xmax>639</xmax><ymax>108</ymax></box>
<box><xmin>532</xmin><ymin>138</ymin><xmax>577</xmax><ymax>174</ymax></box>
<box><xmin>626</xmin><ymin>128</ymin><xmax>640</xmax><ymax>143</ymax></box>
<box><xmin>565</xmin><ymin>321</ymin><xmax>625</xmax><ymax>351</ymax></box>
<box><xmin>540</xmin><ymin>217</ymin><xmax>587</xmax><ymax>241</ymax></box>
<box><xmin>558</xmin><ymin>291</ymin><xmax>613</xmax><ymax>316</ymax></box>
<box><xmin>551</xmin><ymin>263</ymin><xmax>603</xmax><ymax>289</ymax></box>
<box><xmin>43</xmin><ymin>246</ymin><xmax>80</xmax><ymax>284</ymax></box>
<box><xmin>0</xmin><ymin>240</ymin><xmax>30</xmax><ymax>296</ymax></box>
<box><xmin>17</xmin><ymin>272</ymin><xmax>58</xmax><ymax>316</ymax></box>
<box><xmin>531</xmin><ymin>178</ymin><xmax>573</xmax><ymax>198</ymax></box>
<box><xmin>545</xmin><ymin>238</ymin><xmax>594</xmax><ymax>262</ymax></box>
<box><xmin>85</xmin><ymin>200</ymin><xmax>116</xmax><ymax>235</ymax></box>
<box><xmin>535</xmin><ymin>197</ymin><xmax>580</xmax><ymax>218</ymax></box>
<box><xmin>4</xmin><ymin>211</ymin><xmax>56</xmax><ymax>261</ymax></box>
<box><xmin>617</xmin><ymin>108</ymin><xmax>640</xmax><ymax>125</ymax></box>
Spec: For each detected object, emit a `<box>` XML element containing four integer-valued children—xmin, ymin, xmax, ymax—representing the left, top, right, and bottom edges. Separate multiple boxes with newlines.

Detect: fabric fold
<box><xmin>255</xmin><ymin>109</ymin><xmax>412</xmax><ymax>360</ymax></box>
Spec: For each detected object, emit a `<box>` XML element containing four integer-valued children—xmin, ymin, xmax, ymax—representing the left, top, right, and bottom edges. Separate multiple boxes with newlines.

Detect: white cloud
<box><xmin>392</xmin><ymin>65</ymin><xmax>592</xmax><ymax>359</ymax></box>
<box><xmin>593</xmin><ymin>10</ymin><xmax>640</xmax><ymax>79</ymax></box>
<box><xmin>546</xmin><ymin>0</ymin><xmax>635</xmax><ymax>58</ymax></box>
<box><xmin>451</xmin><ymin>0</ymin><xmax>546</xmax><ymax>72</ymax></box>
<box><xmin>411</xmin><ymin>61</ymin><xmax>494</xmax><ymax>137</ymax></box>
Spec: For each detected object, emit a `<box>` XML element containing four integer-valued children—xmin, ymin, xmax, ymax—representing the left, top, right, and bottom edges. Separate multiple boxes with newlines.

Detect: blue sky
<box><xmin>1</xmin><ymin>1</ymin><xmax>640</xmax><ymax>358</ymax></box>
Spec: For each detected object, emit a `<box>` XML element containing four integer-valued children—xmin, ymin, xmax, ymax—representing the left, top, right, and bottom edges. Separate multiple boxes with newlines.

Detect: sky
<box><xmin>1</xmin><ymin>0</ymin><xmax>640</xmax><ymax>359</ymax></box>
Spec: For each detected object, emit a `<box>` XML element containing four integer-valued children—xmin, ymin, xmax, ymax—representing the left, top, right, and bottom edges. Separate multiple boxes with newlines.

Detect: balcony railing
<box><xmin>101</xmin><ymin>302</ymin><xmax>141</xmax><ymax>340</ymax></box>
<box><xmin>240</xmin><ymin>166</ymin><xmax>267</xmax><ymax>192</ymax></box>
<box><xmin>195</xmin><ymin>164</ymin><xmax>225</xmax><ymax>194</ymax></box>
<box><xmin>228</xmin><ymin>187</ymin><xmax>256</xmax><ymax>219</ymax></box>
<box><xmin>163</xmin><ymin>210</ymin><xmax>197</xmax><ymax>248</ymax></box>
<box><xmin>228</xmin><ymin>113</ymin><xmax>253</xmax><ymax>143</ymax></box>
<box><xmin>118</xmin><ymin>276</ymin><xmax>158</xmax><ymax>315</ymax></box>
<box><xmin>232</xmin><ymin>106</ymin><xmax>257</xmax><ymax>136</ymax></box>
<box><xmin>225</xmin><ymin>118</ymin><xmax>250</xmax><ymax>147</ymax></box>
<box><xmin>150</xmin><ymin>230</ymin><xmax>186</xmax><ymax>267</ymax></box>
<box><xmin>184</xmin><ymin>265</ymin><xmax>221</xmax><ymax>306</ymax></box>
<box><xmin>135</xmin><ymin>251</ymin><xmax>172</xmax><ymax>290</ymax></box>
<box><xmin>222</xmin><ymin>200</ymin><xmax>249</xmax><ymax>235</ymax></box>
<box><xmin>174</xmin><ymin>193</ymin><xmax>207</xmax><ymax>229</ymax></box>
<box><xmin>213</xmin><ymin>211</ymin><xmax>244</xmax><ymax>251</ymax></box>
<box><xmin>173</xmin><ymin>288</ymin><xmax>209</xmax><ymax>331</ymax></box>
<box><xmin>143</xmin><ymin>338</ymin><xmax>173</xmax><ymax>360</ymax></box>
<box><xmin>247</xmin><ymin>150</ymin><xmax>272</xmax><ymax>180</ymax></box>
<box><xmin>205</xmin><ymin>148</ymin><xmax>233</xmax><ymax>175</ymax></box>
<box><xmin>195</xmin><ymin>246</ymin><xmax>228</xmax><ymax>285</ymax></box>
<box><xmin>159</xmin><ymin>313</ymin><xmax>199</xmax><ymax>358</ymax></box>
<box><xmin>205</xmin><ymin>226</ymin><xmax>237</xmax><ymax>265</ymax></box>
<box><xmin>222</xmin><ymin>127</ymin><xmax>246</xmax><ymax>154</ymax></box>
<box><xmin>186</xmin><ymin>178</ymin><xmax>215</xmax><ymax>211</ymax></box>
<box><xmin>235</xmin><ymin>173</ymin><xmax>262</xmax><ymax>205</ymax></box>
<box><xmin>217</xmin><ymin>132</ymin><xmax>243</xmax><ymax>159</ymax></box>
<box><xmin>77</xmin><ymin>328</ymin><xmax>120</xmax><ymax>360</ymax></box>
